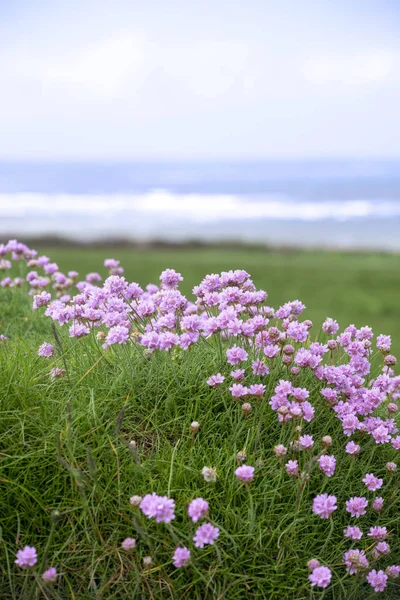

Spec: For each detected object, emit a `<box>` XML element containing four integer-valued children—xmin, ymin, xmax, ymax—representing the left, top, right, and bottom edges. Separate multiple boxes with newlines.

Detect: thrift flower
<box><xmin>188</xmin><ymin>498</ymin><xmax>209</xmax><ymax>523</ymax></box>
<box><xmin>299</xmin><ymin>435</ymin><xmax>314</xmax><ymax>449</ymax></box>
<box><xmin>140</xmin><ymin>493</ymin><xmax>176</xmax><ymax>523</ymax></box>
<box><xmin>345</xmin><ymin>441</ymin><xmax>360</xmax><ymax>456</ymax></box>
<box><xmin>42</xmin><ymin>567</ymin><xmax>57</xmax><ymax>583</ymax></box>
<box><xmin>38</xmin><ymin>342</ymin><xmax>54</xmax><ymax>357</ymax></box>
<box><xmin>344</xmin><ymin>526</ymin><xmax>363</xmax><ymax>540</ymax></box>
<box><xmin>122</xmin><ymin>538</ymin><xmax>136</xmax><ymax>550</ymax></box>
<box><xmin>367</xmin><ymin>569</ymin><xmax>388</xmax><ymax>592</ymax></box>
<box><xmin>386</xmin><ymin>565</ymin><xmax>400</xmax><ymax>579</ymax></box>
<box><xmin>344</xmin><ymin>549</ymin><xmax>369</xmax><ymax>574</ymax></box>
<box><xmin>368</xmin><ymin>526</ymin><xmax>388</xmax><ymax>540</ymax></box>
<box><xmin>15</xmin><ymin>546</ymin><xmax>38</xmax><ymax>568</ymax></box>
<box><xmin>307</xmin><ymin>559</ymin><xmax>320</xmax><ymax>570</ymax></box>
<box><xmin>172</xmin><ymin>547</ymin><xmax>191</xmax><ymax>568</ymax></box>
<box><xmin>193</xmin><ymin>523</ymin><xmax>219</xmax><ymax>548</ymax></box>
<box><xmin>362</xmin><ymin>473</ymin><xmax>383</xmax><ymax>491</ymax></box>
<box><xmin>318</xmin><ymin>455</ymin><xmax>336</xmax><ymax>477</ymax></box>
<box><xmin>312</xmin><ymin>494</ymin><xmax>337</xmax><ymax>519</ymax></box>
<box><xmin>372</xmin><ymin>497</ymin><xmax>384</xmax><ymax>511</ymax></box>
<box><xmin>285</xmin><ymin>460</ymin><xmax>299</xmax><ymax>477</ymax></box>
<box><xmin>346</xmin><ymin>497</ymin><xmax>368</xmax><ymax>518</ymax></box>
<box><xmin>226</xmin><ymin>345</ymin><xmax>248</xmax><ymax>365</ymax></box>
<box><xmin>207</xmin><ymin>373</ymin><xmax>225</xmax><ymax>387</ymax></box>
<box><xmin>309</xmin><ymin>566</ymin><xmax>332</xmax><ymax>589</ymax></box>
<box><xmin>235</xmin><ymin>465</ymin><xmax>255</xmax><ymax>483</ymax></box>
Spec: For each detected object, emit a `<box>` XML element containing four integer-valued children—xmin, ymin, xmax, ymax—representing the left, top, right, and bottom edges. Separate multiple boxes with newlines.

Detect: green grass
<box><xmin>0</xmin><ymin>247</ymin><xmax>400</xmax><ymax>599</ymax></box>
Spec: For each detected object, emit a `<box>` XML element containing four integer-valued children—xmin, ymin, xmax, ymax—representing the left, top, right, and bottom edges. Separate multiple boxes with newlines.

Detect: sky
<box><xmin>0</xmin><ymin>0</ymin><xmax>400</xmax><ymax>160</ymax></box>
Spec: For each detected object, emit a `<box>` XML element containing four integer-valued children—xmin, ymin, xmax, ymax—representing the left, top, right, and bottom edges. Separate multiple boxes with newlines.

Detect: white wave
<box><xmin>1</xmin><ymin>190</ymin><xmax>400</xmax><ymax>223</ymax></box>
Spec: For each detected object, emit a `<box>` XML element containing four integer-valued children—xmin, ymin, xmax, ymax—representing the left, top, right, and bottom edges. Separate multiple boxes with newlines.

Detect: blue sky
<box><xmin>0</xmin><ymin>0</ymin><xmax>399</xmax><ymax>159</ymax></box>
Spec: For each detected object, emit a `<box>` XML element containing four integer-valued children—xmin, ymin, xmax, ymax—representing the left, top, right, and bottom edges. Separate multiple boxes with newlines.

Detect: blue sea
<box><xmin>0</xmin><ymin>160</ymin><xmax>399</xmax><ymax>249</ymax></box>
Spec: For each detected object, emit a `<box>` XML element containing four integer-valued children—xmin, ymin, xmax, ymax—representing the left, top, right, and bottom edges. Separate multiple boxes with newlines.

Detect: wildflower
<box><xmin>377</xmin><ymin>334</ymin><xmax>391</xmax><ymax>353</ymax></box>
<box><xmin>345</xmin><ymin>441</ymin><xmax>360</xmax><ymax>456</ymax></box>
<box><xmin>372</xmin><ymin>425</ymin><xmax>391</xmax><ymax>444</ymax></box>
<box><xmin>129</xmin><ymin>495</ymin><xmax>142</xmax><ymax>506</ymax></box>
<box><xmin>172</xmin><ymin>547</ymin><xmax>191</xmax><ymax>568</ymax></box>
<box><xmin>193</xmin><ymin>523</ymin><xmax>219</xmax><ymax>548</ymax></box>
<box><xmin>188</xmin><ymin>498</ymin><xmax>209</xmax><ymax>523</ymax></box>
<box><xmin>344</xmin><ymin>526</ymin><xmax>363</xmax><ymax>540</ymax></box>
<box><xmin>50</xmin><ymin>368</ymin><xmax>66</xmax><ymax>379</ymax></box>
<box><xmin>235</xmin><ymin>465</ymin><xmax>255</xmax><ymax>483</ymax></box>
<box><xmin>368</xmin><ymin>526</ymin><xmax>388</xmax><ymax>540</ymax></box>
<box><xmin>309</xmin><ymin>566</ymin><xmax>331</xmax><ymax>588</ymax></box>
<box><xmin>201</xmin><ymin>466</ymin><xmax>217</xmax><ymax>482</ymax></box>
<box><xmin>285</xmin><ymin>460</ymin><xmax>299</xmax><ymax>477</ymax></box>
<box><xmin>32</xmin><ymin>291</ymin><xmax>51</xmax><ymax>309</ymax></box>
<box><xmin>15</xmin><ymin>546</ymin><xmax>38</xmax><ymax>568</ymax></box>
<box><xmin>38</xmin><ymin>342</ymin><xmax>54</xmax><ymax>357</ymax></box>
<box><xmin>252</xmin><ymin>359</ymin><xmax>269</xmax><ymax>375</ymax></box>
<box><xmin>207</xmin><ymin>373</ymin><xmax>225</xmax><ymax>387</ymax></box>
<box><xmin>384</xmin><ymin>355</ymin><xmax>397</xmax><ymax>366</ymax></box>
<box><xmin>322</xmin><ymin>317</ymin><xmax>339</xmax><ymax>335</ymax></box>
<box><xmin>366</xmin><ymin>569</ymin><xmax>388</xmax><ymax>592</ymax></box>
<box><xmin>386</xmin><ymin>461</ymin><xmax>397</xmax><ymax>473</ymax></box>
<box><xmin>386</xmin><ymin>565</ymin><xmax>400</xmax><ymax>579</ymax></box>
<box><xmin>248</xmin><ymin>384</ymin><xmax>265</xmax><ymax>397</ymax></box>
<box><xmin>226</xmin><ymin>345</ymin><xmax>248</xmax><ymax>365</ymax></box>
<box><xmin>373</xmin><ymin>541</ymin><xmax>390</xmax><ymax>558</ymax></box>
<box><xmin>307</xmin><ymin>559</ymin><xmax>320</xmax><ymax>570</ymax></box>
<box><xmin>362</xmin><ymin>473</ymin><xmax>383</xmax><ymax>491</ymax></box>
<box><xmin>231</xmin><ymin>369</ymin><xmax>245</xmax><ymax>381</ymax></box>
<box><xmin>140</xmin><ymin>493</ymin><xmax>176</xmax><ymax>523</ymax></box>
<box><xmin>344</xmin><ymin>549</ymin><xmax>369</xmax><ymax>574</ymax></box>
<box><xmin>229</xmin><ymin>384</ymin><xmax>248</xmax><ymax>398</ymax></box>
<box><xmin>190</xmin><ymin>421</ymin><xmax>200</xmax><ymax>433</ymax></box>
<box><xmin>42</xmin><ymin>567</ymin><xmax>57</xmax><ymax>583</ymax></box>
<box><xmin>312</xmin><ymin>494</ymin><xmax>337</xmax><ymax>519</ymax></box>
<box><xmin>346</xmin><ymin>496</ymin><xmax>368</xmax><ymax>518</ymax></box>
<box><xmin>299</xmin><ymin>435</ymin><xmax>314</xmax><ymax>449</ymax></box>
<box><xmin>318</xmin><ymin>455</ymin><xmax>336</xmax><ymax>477</ymax></box>
<box><xmin>122</xmin><ymin>538</ymin><xmax>136</xmax><ymax>550</ymax></box>
<box><xmin>372</xmin><ymin>497</ymin><xmax>384</xmax><ymax>511</ymax></box>
<box><xmin>274</xmin><ymin>444</ymin><xmax>287</xmax><ymax>458</ymax></box>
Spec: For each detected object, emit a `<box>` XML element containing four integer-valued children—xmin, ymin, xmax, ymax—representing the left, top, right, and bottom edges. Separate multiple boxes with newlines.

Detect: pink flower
<box><xmin>15</xmin><ymin>546</ymin><xmax>37</xmax><ymax>568</ymax></box>
<box><xmin>226</xmin><ymin>345</ymin><xmax>248</xmax><ymax>365</ymax></box>
<box><xmin>187</xmin><ymin>498</ymin><xmax>209</xmax><ymax>523</ymax></box>
<box><xmin>344</xmin><ymin>549</ymin><xmax>369</xmax><ymax>574</ymax></box>
<box><xmin>32</xmin><ymin>291</ymin><xmax>51</xmax><ymax>310</ymax></box>
<box><xmin>285</xmin><ymin>460</ymin><xmax>299</xmax><ymax>477</ymax></box>
<box><xmin>193</xmin><ymin>523</ymin><xmax>219</xmax><ymax>548</ymax></box>
<box><xmin>372</xmin><ymin>497</ymin><xmax>384</xmax><ymax>511</ymax></box>
<box><xmin>368</xmin><ymin>526</ymin><xmax>388</xmax><ymax>540</ymax></box>
<box><xmin>346</xmin><ymin>496</ymin><xmax>368</xmax><ymax>518</ymax></box>
<box><xmin>372</xmin><ymin>425</ymin><xmax>391</xmax><ymax>444</ymax></box>
<box><xmin>248</xmin><ymin>384</ymin><xmax>265</xmax><ymax>397</ymax></box>
<box><xmin>235</xmin><ymin>465</ymin><xmax>255</xmax><ymax>483</ymax></box>
<box><xmin>172</xmin><ymin>547</ymin><xmax>191</xmax><ymax>568</ymax></box>
<box><xmin>230</xmin><ymin>369</ymin><xmax>245</xmax><ymax>381</ymax></box>
<box><xmin>299</xmin><ymin>435</ymin><xmax>314</xmax><ymax>449</ymax></box>
<box><xmin>207</xmin><ymin>373</ymin><xmax>225</xmax><ymax>387</ymax></box>
<box><xmin>229</xmin><ymin>384</ymin><xmax>248</xmax><ymax>398</ymax></box>
<box><xmin>367</xmin><ymin>569</ymin><xmax>388</xmax><ymax>592</ymax></box>
<box><xmin>42</xmin><ymin>567</ymin><xmax>57</xmax><ymax>583</ymax></box>
<box><xmin>362</xmin><ymin>473</ymin><xmax>383</xmax><ymax>491</ymax></box>
<box><xmin>322</xmin><ymin>317</ymin><xmax>339</xmax><ymax>335</ymax></box>
<box><xmin>386</xmin><ymin>565</ymin><xmax>400</xmax><ymax>579</ymax></box>
<box><xmin>122</xmin><ymin>538</ymin><xmax>136</xmax><ymax>550</ymax></box>
<box><xmin>309</xmin><ymin>566</ymin><xmax>332</xmax><ymax>588</ymax></box>
<box><xmin>38</xmin><ymin>342</ymin><xmax>54</xmax><ymax>357</ymax></box>
<box><xmin>318</xmin><ymin>455</ymin><xmax>336</xmax><ymax>477</ymax></box>
<box><xmin>373</xmin><ymin>542</ymin><xmax>390</xmax><ymax>558</ymax></box>
<box><xmin>344</xmin><ymin>526</ymin><xmax>363</xmax><ymax>540</ymax></box>
<box><xmin>252</xmin><ymin>360</ymin><xmax>269</xmax><ymax>375</ymax></box>
<box><xmin>307</xmin><ymin>559</ymin><xmax>320</xmax><ymax>570</ymax></box>
<box><xmin>312</xmin><ymin>494</ymin><xmax>337</xmax><ymax>519</ymax></box>
<box><xmin>345</xmin><ymin>441</ymin><xmax>360</xmax><ymax>455</ymax></box>
<box><xmin>140</xmin><ymin>493</ymin><xmax>176</xmax><ymax>523</ymax></box>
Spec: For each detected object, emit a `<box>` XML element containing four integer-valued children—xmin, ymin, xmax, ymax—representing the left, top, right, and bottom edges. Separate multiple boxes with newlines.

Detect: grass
<box><xmin>0</xmin><ymin>246</ymin><xmax>400</xmax><ymax>599</ymax></box>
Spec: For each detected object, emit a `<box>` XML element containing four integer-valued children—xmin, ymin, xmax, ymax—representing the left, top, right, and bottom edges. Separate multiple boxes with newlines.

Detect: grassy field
<box><xmin>41</xmin><ymin>246</ymin><xmax>400</xmax><ymax>355</ymax></box>
<box><xmin>1</xmin><ymin>245</ymin><xmax>400</xmax><ymax>599</ymax></box>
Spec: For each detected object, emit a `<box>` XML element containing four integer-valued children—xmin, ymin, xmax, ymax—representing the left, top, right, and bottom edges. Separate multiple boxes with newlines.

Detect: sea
<box><xmin>0</xmin><ymin>160</ymin><xmax>399</xmax><ymax>250</ymax></box>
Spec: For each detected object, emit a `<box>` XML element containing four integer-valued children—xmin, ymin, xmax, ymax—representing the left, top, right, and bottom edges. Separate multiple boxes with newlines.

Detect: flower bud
<box><xmin>322</xmin><ymin>435</ymin><xmax>333</xmax><ymax>448</ymax></box>
<box><xmin>236</xmin><ymin>449</ymin><xmax>247</xmax><ymax>463</ymax></box>
<box><xmin>386</xmin><ymin>461</ymin><xmax>397</xmax><ymax>473</ymax></box>
<box><xmin>242</xmin><ymin>402</ymin><xmax>252</xmax><ymax>417</ymax></box>
<box><xmin>388</xmin><ymin>403</ymin><xmax>398</xmax><ymax>414</ymax></box>
<box><xmin>201</xmin><ymin>466</ymin><xmax>217</xmax><ymax>482</ymax></box>
<box><xmin>384</xmin><ymin>355</ymin><xmax>397</xmax><ymax>366</ymax></box>
<box><xmin>190</xmin><ymin>421</ymin><xmax>200</xmax><ymax>433</ymax></box>
<box><xmin>143</xmin><ymin>556</ymin><xmax>153</xmax><ymax>568</ymax></box>
<box><xmin>291</xmin><ymin>366</ymin><xmax>300</xmax><ymax>376</ymax></box>
<box><xmin>129</xmin><ymin>495</ymin><xmax>143</xmax><ymax>507</ymax></box>
<box><xmin>274</xmin><ymin>444</ymin><xmax>287</xmax><ymax>458</ymax></box>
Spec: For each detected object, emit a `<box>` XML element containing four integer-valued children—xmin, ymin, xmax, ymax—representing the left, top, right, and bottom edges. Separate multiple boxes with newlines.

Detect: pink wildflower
<box><xmin>193</xmin><ymin>523</ymin><xmax>219</xmax><ymax>548</ymax></box>
<box><xmin>172</xmin><ymin>547</ymin><xmax>191</xmax><ymax>568</ymax></box>
<box><xmin>362</xmin><ymin>473</ymin><xmax>383</xmax><ymax>491</ymax></box>
<box><xmin>207</xmin><ymin>373</ymin><xmax>225</xmax><ymax>387</ymax></box>
<box><xmin>344</xmin><ymin>526</ymin><xmax>363</xmax><ymax>540</ymax></box>
<box><xmin>235</xmin><ymin>465</ymin><xmax>255</xmax><ymax>483</ymax></box>
<box><xmin>367</xmin><ymin>569</ymin><xmax>388</xmax><ymax>592</ymax></box>
<box><xmin>187</xmin><ymin>498</ymin><xmax>209</xmax><ymax>523</ymax></box>
<box><xmin>42</xmin><ymin>567</ymin><xmax>57</xmax><ymax>583</ymax></box>
<box><xmin>140</xmin><ymin>493</ymin><xmax>176</xmax><ymax>523</ymax></box>
<box><xmin>318</xmin><ymin>455</ymin><xmax>336</xmax><ymax>477</ymax></box>
<box><xmin>15</xmin><ymin>546</ymin><xmax>37</xmax><ymax>568</ymax></box>
<box><xmin>346</xmin><ymin>496</ymin><xmax>368</xmax><ymax>518</ymax></box>
<box><xmin>312</xmin><ymin>494</ymin><xmax>337</xmax><ymax>519</ymax></box>
<box><xmin>309</xmin><ymin>566</ymin><xmax>332</xmax><ymax>588</ymax></box>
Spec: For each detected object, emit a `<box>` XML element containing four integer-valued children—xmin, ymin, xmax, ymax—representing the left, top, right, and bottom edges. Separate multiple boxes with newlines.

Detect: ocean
<box><xmin>0</xmin><ymin>160</ymin><xmax>399</xmax><ymax>249</ymax></box>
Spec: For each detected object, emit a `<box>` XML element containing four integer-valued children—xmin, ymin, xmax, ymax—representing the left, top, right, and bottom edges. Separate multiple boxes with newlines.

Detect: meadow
<box><xmin>1</xmin><ymin>242</ymin><xmax>400</xmax><ymax>599</ymax></box>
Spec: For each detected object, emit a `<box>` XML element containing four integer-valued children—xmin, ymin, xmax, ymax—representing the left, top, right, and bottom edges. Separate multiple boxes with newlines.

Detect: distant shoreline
<box><xmin>2</xmin><ymin>234</ymin><xmax>399</xmax><ymax>255</ymax></box>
